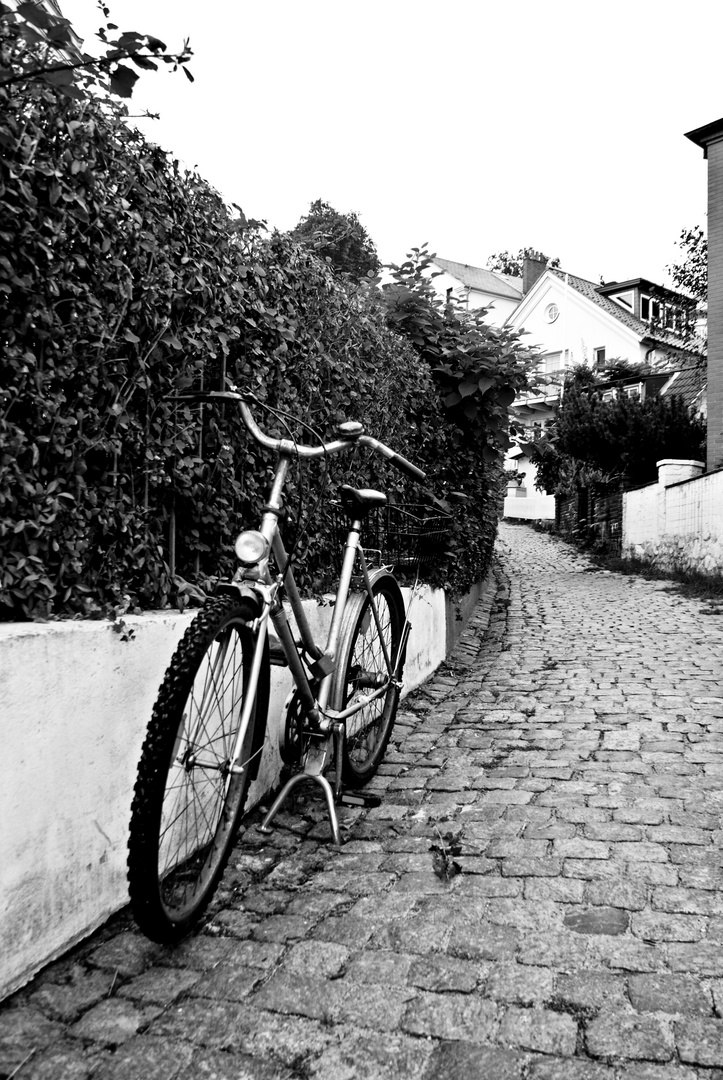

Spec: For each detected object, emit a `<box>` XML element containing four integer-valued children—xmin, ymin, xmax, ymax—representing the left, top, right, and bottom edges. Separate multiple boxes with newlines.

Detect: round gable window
<box><xmin>545</xmin><ymin>303</ymin><xmax>560</xmax><ymax>323</ymax></box>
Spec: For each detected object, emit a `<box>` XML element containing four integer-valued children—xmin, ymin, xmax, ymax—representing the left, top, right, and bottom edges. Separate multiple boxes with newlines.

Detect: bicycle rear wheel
<box><xmin>331</xmin><ymin>572</ymin><xmax>405</xmax><ymax>787</ymax></box>
<box><xmin>127</xmin><ymin>596</ymin><xmax>269</xmax><ymax>942</ymax></box>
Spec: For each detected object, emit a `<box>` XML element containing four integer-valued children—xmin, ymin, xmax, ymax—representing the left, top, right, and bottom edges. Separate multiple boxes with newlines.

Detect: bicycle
<box><xmin>126</xmin><ymin>387</ymin><xmax>436</xmax><ymax>943</ymax></box>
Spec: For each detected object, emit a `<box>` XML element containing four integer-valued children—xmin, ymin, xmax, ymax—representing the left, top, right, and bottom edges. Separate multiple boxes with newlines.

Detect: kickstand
<box><xmin>259</xmin><ymin>772</ymin><xmax>342</xmax><ymax>846</ymax></box>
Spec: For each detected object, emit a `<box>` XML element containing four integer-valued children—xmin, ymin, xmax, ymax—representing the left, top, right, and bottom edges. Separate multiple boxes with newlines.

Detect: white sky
<box><xmin>59</xmin><ymin>0</ymin><xmax>720</xmax><ymax>288</ymax></box>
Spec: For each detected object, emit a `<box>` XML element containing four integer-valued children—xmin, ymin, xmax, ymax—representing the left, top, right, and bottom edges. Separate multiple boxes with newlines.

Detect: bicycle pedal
<box><xmin>336</xmin><ymin>791</ymin><xmax>382</xmax><ymax>809</ymax></box>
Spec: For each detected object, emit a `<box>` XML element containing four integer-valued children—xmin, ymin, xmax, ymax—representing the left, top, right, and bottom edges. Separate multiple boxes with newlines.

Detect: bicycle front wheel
<box><xmin>331</xmin><ymin>572</ymin><xmax>405</xmax><ymax>787</ymax></box>
<box><xmin>127</xmin><ymin>596</ymin><xmax>270</xmax><ymax>942</ymax></box>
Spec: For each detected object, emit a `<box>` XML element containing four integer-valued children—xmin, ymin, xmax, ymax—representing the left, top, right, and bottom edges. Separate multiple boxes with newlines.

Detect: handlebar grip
<box><xmin>388</xmin><ymin>451</ymin><xmax>426</xmax><ymax>483</ymax></box>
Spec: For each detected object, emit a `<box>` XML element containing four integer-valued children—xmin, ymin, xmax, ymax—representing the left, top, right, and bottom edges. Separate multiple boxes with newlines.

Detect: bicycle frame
<box><xmin>225</xmin><ymin>453</ymin><xmax>408</xmax><ymax>841</ymax></box>
<box><xmin>177</xmin><ymin>389</ymin><xmax>424</xmax><ymax>844</ymax></box>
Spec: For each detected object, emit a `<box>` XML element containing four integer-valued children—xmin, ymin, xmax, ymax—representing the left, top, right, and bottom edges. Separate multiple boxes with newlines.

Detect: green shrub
<box><xmin>531</xmin><ymin>368</ymin><xmax>706</xmax><ymax>493</ymax></box>
<box><xmin>0</xmin><ymin>9</ymin><xmax>536</xmax><ymax>620</ymax></box>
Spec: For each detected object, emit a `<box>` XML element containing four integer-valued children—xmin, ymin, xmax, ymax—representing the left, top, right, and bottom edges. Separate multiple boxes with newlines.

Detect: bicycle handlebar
<box><xmin>174</xmin><ymin>390</ymin><xmax>427</xmax><ymax>483</ymax></box>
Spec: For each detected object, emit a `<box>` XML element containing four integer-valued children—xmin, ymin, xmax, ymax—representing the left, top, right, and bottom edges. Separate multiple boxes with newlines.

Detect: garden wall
<box><xmin>0</xmin><ymin>577</ymin><xmax>487</xmax><ymax>1001</ymax></box>
<box><xmin>623</xmin><ymin>460</ymin><xmax>723</xmax><ymax>575</ymax></box>
<box><xmin>503</xmin><ymin>490</ymin><xmax>556</xmax><ymax>520</ymax></box>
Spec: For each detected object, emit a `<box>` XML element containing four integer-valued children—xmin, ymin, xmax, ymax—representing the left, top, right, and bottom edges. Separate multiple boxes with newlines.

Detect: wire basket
<box><xmin>332</xmin><ymin>503</ymin><xmax>452</xmax><ymax>575</ymax></box>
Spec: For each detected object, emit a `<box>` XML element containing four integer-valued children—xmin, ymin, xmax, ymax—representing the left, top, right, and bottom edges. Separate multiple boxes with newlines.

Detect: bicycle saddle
<box><xmin>340</xmin><ymin>485</ymin><xmax>388</xmax><ymax>517</ymax></box>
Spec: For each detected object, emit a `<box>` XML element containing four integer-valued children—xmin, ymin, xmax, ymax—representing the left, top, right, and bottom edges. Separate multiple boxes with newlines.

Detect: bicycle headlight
<box><xmin>234</xmin><ymin>530</ymin><xmax>269</xmax><ymax>567</ymax></box>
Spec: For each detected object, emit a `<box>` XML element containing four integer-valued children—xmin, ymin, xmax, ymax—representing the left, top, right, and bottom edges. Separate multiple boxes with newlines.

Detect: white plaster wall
<box><xmin>663</xmin><ymin>470</ymin><xmax>723</xmax><ymax>537</ymax></box>
<box><xmin>623</xmin><ymin>483</ymin><xmax>659</xmax><ymax>547</ymax></box>
<box><xmin>508</xmin><ymin>275</ymin><xmax>644</xmax><ymax>368</ymax></box>
<box><xmin>503</xmin><ymin>493</ymin><xmax>556</xmax><ymax>520</ymax></box>
<box><xmin>423</xmin><ymin>268</ymin><xmax>517</xmax><ymax>326</ymax></box>
<box><xmin>623</xmin><ymin>468</ymin><xmax>723</xmax><ymax>574</ymax></box>
<box><xmin>0</xmin><ymin>585</ymin><xmax>447</xmax><ymax>999</ymax></box>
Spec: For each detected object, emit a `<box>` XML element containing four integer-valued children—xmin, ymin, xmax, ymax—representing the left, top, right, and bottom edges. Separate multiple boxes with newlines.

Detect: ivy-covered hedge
<box><xmin>1</xmin><ymin>7</ymin><xmax>536</xmax><ymax>620</ymax></box>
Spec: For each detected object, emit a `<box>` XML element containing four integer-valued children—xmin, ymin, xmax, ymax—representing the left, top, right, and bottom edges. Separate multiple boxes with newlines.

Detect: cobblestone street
<box><xmin>2</xmin><ymin>520</ymin><xmax>723</xmax><ymax>1079</ymax></box>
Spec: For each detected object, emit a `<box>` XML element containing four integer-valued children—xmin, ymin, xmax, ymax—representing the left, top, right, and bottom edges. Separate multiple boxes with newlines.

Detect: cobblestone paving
<box><xmin>2</xmin><ymin>521</ymin><xmax>723</xmax><ymax>1079</ymax></box>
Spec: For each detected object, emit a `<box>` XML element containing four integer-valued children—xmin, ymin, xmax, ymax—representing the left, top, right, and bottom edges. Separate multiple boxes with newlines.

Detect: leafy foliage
<box><xmin>669</xmin><ymin>225</ymin><xmax>707</xmax><ymax>305</ymax></box>
<box><xmin>0</xmin><ymin>0</ymin><xmax>193</xmax><ymax>100</ymax></box>
<box><xmin>485</xmin><ymin>247</ymin><xmax>560</xmax><ymax>277</ymax></box>
<box><xmin>0</xmin><ymin>8</ymin><xmax>536</xmax><ymax>621</ymax></box>
<box><xmin>290</xmin><ymin>199</ymin><xmax>381</xmax><ymax>282</ymax></box>
<box><xmin>379</xmin><ymin>247</ymin><xmax>540</xmax><ymax>582</ymax></box>
<box><xmin>530</xmin><ymin>369</ymin><xmax>706</xmax><ymax>493</ymax></box>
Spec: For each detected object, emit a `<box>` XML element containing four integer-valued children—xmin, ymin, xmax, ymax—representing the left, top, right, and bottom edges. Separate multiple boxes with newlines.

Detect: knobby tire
<box><xmin>331</xmin><ymin>572</ymin><xmax>405</xmax><ymax>787</ymax></box>
<box><xmin>127</xmin><ymin>596</ymin><xmax>269</xmax><ymax>942</ymax></box>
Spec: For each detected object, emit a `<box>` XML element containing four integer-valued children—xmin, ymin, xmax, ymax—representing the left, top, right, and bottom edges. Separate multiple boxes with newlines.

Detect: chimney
<box><xmin>686</xmin><ymin>116</ymin><xmax>723</xmax><ymax>472</ymax></box>
<box><xmin>522</xmin><ymin>251</ymin><xmax>548</xmax><ymax>295</ymax></box>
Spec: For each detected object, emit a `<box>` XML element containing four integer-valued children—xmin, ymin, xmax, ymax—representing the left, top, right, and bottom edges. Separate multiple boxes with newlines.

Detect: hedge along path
<box><xmin>0</xmin><ymin>9</ymin><xmax>538</xmax><ymax>622</ymax></box>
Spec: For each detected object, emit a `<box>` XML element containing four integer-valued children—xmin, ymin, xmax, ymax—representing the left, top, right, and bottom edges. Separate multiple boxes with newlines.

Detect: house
<box><xmin>426</xmin><ymin>258</ymin><xmax>523</xmax><ymax>327</ymax></box>
<box><xmin>501</xmin><ymin>257</ymin><xmax>705</xmax><ymax>513</ymax></box>
<box><xmin>501</xmin><ymin>259</ymin><xmax>705</xmax><ymax>514</ymax></box>
<box><xmin>508</xmin><ymin>259</ymin><xmax>701</xmax><ymax>390</ymax></box>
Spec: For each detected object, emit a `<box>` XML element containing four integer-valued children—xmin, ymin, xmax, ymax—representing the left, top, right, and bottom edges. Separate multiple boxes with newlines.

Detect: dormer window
<box><xmin>611</xmin><ymin>291</ymin><xmax>634</xmax><ymax>312</ymax></box>
<box><xmin>641</xmin><ymin>295</ymin><xmax>661</xmax><ymax>322</ymax></box>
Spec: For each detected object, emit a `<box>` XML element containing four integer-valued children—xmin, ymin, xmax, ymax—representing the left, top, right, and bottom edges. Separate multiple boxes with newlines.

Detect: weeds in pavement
<box><xmin>590</xmin><ymin>552</ymin><xmax>723</xmax><ymax>611</ymax></box>
<box><xmin>431</xmin><ymin>827</ymin><xmax>462</xmax><ymax>881</ymax></box>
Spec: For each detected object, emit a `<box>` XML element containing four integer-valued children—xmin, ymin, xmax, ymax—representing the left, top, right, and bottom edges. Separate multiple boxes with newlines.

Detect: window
<box><xmin>544</xmin><ymin>351</ymin><xmax>562</xmax><ymax>373</ymax></box>
<box><xmin>594</xmin><ymin>347</ymin><xmax>606</xmax><ymax>368</ymax></box>
<box><xmin>602</xmin><ymin>389</ymin><xmax>617</xmax><ymax>403</ymax></box>
<box><xmin>545</xmin><ymin>303</ymin><xmax>560</xmax><ymax>323</ymax></box>
<box><xmin>625</xmin><ymin>384</ymin><xmax>642</xmax><ymax>401</ymax></box>
<box><xmin>611</xmin><ymin>291</ymin><xmax>634</xmax><ymax>311</ymax></box>
<box><xmin>642</xmin><ymin>294</ymin><xmax>680</xmax><ymax>328</ymax></box>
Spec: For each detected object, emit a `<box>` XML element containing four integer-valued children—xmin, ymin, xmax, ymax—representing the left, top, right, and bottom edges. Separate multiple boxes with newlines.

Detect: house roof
<box><xmin>432</xmin><ymin>258</ymin><xmax>523</xmax><ymax>301</ymax></box>
<box><xmin>660</xmin><ymin>361</ymin><xmax>707</xmax><ymax>411</ymax></box>
<box><xmin>685</xmin><ymin>116</ymin><xmax>723</xmax><ymax>156</ymax></box>
<box><xmin>549</xmin><ymin>270</ymin><xmax>700</xmax><ymax>356</ymax></box>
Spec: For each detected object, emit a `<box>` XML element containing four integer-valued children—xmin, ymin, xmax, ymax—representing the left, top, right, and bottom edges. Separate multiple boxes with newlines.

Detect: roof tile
<box><xmin>550</xmin><ymin>269</ymin><xmax>699</xmax><ymax>356</ymax></box>
<box><xmin>433</xmin><ymin>258</ymin><xmax>523</xmax><ymax>301</ymax></box>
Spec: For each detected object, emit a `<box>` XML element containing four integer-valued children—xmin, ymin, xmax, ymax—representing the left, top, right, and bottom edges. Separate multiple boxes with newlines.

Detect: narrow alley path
<box><xmin>2</xmin><ymin>521</ymin><xmax>723</xmax><ymax>1079</ymax></box>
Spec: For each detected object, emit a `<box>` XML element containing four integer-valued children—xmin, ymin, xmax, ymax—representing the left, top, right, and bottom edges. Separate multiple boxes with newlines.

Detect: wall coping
<box><xmin>656</xmin><ymin>459</ymin><xmax>705</xmax><ymax>469</ymax></box>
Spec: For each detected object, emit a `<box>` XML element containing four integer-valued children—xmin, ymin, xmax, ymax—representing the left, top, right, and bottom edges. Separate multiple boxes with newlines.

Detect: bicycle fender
<box><xmin>214</xmin><ymin>581</ymin><xmax>265</xmax><ymax>615</ymax></box>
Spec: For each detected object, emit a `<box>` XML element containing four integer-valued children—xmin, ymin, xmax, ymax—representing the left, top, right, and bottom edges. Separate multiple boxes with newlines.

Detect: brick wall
<box><xmin>556</xmin><ymin>491</ymin><xmax>586</xmax><ymax>535</ymax></box>
<box><xmin>589</xmin><ymin>490</ymin><xmax>623</xmax><ymax>551</ymax></box>
<box><xmin>556</xmin><ymin>488</ymin><xmax>622</xmax><ymax>551</ymax></box>
<box><xmin>686</xmin><ymin>118</ymin><xmax>723</xmax><ymax>471</ymax></box>
<box><xmin>708</xmin><ymin>136</ymin><xmax>723</xmax><ymax>471</ymax></box>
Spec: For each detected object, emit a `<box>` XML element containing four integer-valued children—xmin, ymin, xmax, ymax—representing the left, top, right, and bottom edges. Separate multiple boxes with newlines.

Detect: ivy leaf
<box><xmin>131</xmin><ymin>54</ymin><xmax>158</xmax><ymax>71</ymax></box>
<box><xmin>109</xmin><ymin>64</ymin><xmax>139</xmax><ymax>98</ymax></box>
<box><xmin>458</xmin><ymin>380</ymin><xmax>478</xmax><ymax>398</ymax></box>
<box><xmin>17</xmin><ymin>2</ymin><xmax>52</xmax><ymax>28</ymax></box>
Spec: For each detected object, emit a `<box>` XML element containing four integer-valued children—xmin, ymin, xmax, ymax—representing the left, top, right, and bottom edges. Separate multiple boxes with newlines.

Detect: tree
<box><xmin>669</xmin><ymin>225</ymin><xmax>707</xmax><ymax>305</ymax></box>
<box><xmin>290</xmin><ymin>199</ymin><xmax>381</xmax><ymax>281</ymax></box>
<box><xmin>381</xmin><ymin>245</ymin><xmax>539</xmax><ymax>457</ymax></box>
<box><xmin>530</xmin><ymin>368</ymin><xmax>706</xmax><ymax>492</ymax></box>
<box><xmin>486</xmin><ymin>247</ymin><xmax>560</xmax><ymax>277</ymax></box>
<box><xmin>0</xmin><ymin>0</ymin><xmax>192</xmax><ymax>100</ymax></box>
